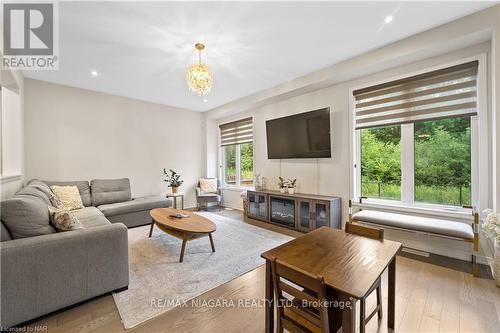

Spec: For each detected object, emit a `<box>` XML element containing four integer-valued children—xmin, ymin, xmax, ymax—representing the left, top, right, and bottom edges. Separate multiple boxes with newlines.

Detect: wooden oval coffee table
<box><xmin>149</xmin><ymin>208</ymin><xmax>216</xmax><ymax>262</ymax></box>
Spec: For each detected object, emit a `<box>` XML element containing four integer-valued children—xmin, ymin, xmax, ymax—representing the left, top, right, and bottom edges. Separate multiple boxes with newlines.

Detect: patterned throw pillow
<box><xmin>49</xmin><ymin>195</ymin><xmax>65</xmax><ymax>209</ymax></box>
<box><xmin>48</xmin><ymin>206</ymin><xmax>84</xmax><ymax>231</ymax></box>
<box><xmin>50</xmin><ymin>185</ymin><xmax>84</xmax><ymax>210</ymax></box>
<box><xmin>199</xmin><ymin>178</ymin><xmax>218</xmax><ymax>194</ymax></box>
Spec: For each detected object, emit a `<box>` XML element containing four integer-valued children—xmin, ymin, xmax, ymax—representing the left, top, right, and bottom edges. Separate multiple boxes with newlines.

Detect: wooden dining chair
<box><xmin>345</xmin><ymin>221</ymin><xmax>384</xmax><ymax>333</ymax></box>
<box><xmin>269</xmin><ymin>257</ymin><xmax>330</xmax><ymax>333</ymax></box>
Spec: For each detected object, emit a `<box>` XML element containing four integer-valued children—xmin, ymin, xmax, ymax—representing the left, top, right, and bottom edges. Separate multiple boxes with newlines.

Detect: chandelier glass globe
<box><xmin>187</xmin><ymin>43</ymin><xmax>213</xmax><ymax>96</ymax></box>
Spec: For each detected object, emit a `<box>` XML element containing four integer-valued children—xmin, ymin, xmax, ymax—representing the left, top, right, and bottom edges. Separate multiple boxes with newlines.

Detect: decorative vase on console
<box><xmin>287</xmin><ymin>179</ymin><xmax>297</xmax><ymax>195</ymax></box>
<box><xmin>481</xmin><ymin>209</ymin><xmax>500</xmax><ymax>287</ymax></box>
<box><xmin>254</xmin><ymin>174</ymin><xmax>262</xmax><ymax>190</ymax></box>
<box><xmin>261</xmin><ymin>177</ymin><xmax>268</xmax><ymax>190</ymax></box>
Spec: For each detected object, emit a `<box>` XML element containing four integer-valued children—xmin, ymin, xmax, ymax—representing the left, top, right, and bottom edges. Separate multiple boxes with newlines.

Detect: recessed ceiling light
<box><xmin>90</xmin><ymin>70</ymin><xmax>99</xmax><ymax>77</ymax></box>
<box><xmin>203</xmin><ymin>98</ymin><xmax>208</xmax><ymax>103</ymax></box>
<box><xmin>384</xmin><ymin>16</ymin><xmax>393</xmax><ymax>24</ymax></box>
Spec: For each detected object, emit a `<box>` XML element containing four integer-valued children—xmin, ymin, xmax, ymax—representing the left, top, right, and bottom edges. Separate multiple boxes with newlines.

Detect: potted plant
<box><xmin>278</xmin><ymin>177</ymin><xmax>287</xmax><ymax>193</ymax></box>
<box><xmin>287</xmin><ymin>179</ymin><xmax>297</xmax><ymax>194</ymax></box>
<box><xmin>482</xmin><ymin>209</ymin><xmax>500</xmax><ymax>286</ymax></box>
<box><xmin>163</xmin><ymin>168</ymin><xmax>184</xmax><ymax>193</ymax></box>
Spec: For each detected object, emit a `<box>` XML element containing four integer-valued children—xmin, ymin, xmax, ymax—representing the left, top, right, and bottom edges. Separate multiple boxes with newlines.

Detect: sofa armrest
<box><xmin>0</xmin><ymin>223</ymin><xmax>129</xmax><ymax>328</ymax></box>
<box><xmin>196</xmin><ymin>187</ymin><xmax>201</xmax><ymax>197</ymax></box>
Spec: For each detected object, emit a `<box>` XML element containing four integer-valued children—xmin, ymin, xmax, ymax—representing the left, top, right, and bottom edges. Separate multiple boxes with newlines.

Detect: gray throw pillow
<box><xmin>1</xmin><ymin>195</ymin><xmax>56</xmax><ymax>239</ymax></box>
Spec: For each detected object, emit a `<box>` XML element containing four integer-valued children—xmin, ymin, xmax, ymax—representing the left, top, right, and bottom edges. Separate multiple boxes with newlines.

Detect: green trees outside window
<box><xmin>414</xmin><ymin>117</ymin><xmax>471</xmax><ymax>206</ymax></box>
<box><xmin>240</xmin><ymin>143</ymin><xmax>254</xmax><ymax>186</ymax></box>
<box><xmin>361</xmin><ymin>126</ymin><xmax>401</xmax><ymax>200</ymax></box>
<box><xmin>360</xmin><ymin>117</ymin><xmax>471</xmax><ymax>206</ymax></box>
<box><xmin>223</xmin><ymin>145</ymin><xmax>237</xmax><ymax>185</ymax></box>
<box><xmin>223</xmin><ymin>143</ymin><xmax>254</xmax><ymax>187</ymax></box>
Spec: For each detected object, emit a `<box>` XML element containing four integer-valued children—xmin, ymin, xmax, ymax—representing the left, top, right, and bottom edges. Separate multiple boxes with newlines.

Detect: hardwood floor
<box><xmin>24</xmin><ymin>208</ymin><xmax>500</xmax><ymax>333</ymax></box>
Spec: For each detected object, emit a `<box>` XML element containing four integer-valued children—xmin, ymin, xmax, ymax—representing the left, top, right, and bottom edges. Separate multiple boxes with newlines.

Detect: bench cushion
<box><xmin>97</xmin><ymin>196</ymin><xmax>169</xmax><ymax>217</ymax></box>
<box><xmin>352</xmin><ymin>210</ymin><xmax>474</xmax><ymax>240</ymax></box>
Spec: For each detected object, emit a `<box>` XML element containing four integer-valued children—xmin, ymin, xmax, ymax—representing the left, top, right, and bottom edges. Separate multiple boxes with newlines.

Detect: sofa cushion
<box><xmin>43</xmin><ymin>181</ymin><xmax>92</xmax><ymax>207</ymax></box>
<box><xmin>0</xmin><ymin>195</ymin><xmax>56</xmax><ymax>239</ymax></box>
<box><xmin>91</xmin><ymin>178</ymin><xmax>131</xmax><ymax>206</ymax></box>
<box><xmin>97</xmin><ymin>195</ymin><xmax>169</xmax><ymax>217</ymax></box>
<box><xmin>71</xmin><ymin>207</ymin><xmax>111</xmax><ymax>228</ymax></box>
<box><xmin>15</xmin><ymin>182</ymin><xmax>53</xmax><ymax>205</ymax></box>
<box><xmin>1</xmin><ymin>222</ymin><xmax>12</xmax><ymax>241</ymax></box>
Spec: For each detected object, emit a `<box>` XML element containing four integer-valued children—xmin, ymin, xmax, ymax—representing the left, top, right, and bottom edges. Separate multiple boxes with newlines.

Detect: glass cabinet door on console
<box><xmin>298</xmin><ymin>200</ymin><xmax>312</xmax><ymax>232</ymax></box>
<box><xmin>257</xmin><ymin>193</ymin><xmax>267</xmax><ymax>219</ymax></box>
<box><xmin>313</xmin><ymin>201</ymin><xmax>330</xmax><ymax>228</ymax></box>
<box><xmin>247</xmin><ymin>192</ymin><xmax>257</xmax><ymax>217</ymax></box>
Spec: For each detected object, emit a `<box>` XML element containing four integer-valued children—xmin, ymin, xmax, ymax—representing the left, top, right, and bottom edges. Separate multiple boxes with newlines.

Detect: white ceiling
<box><xmin>23</xmin><ymin>1</ymin><xmax>496</xmax><ymax>112</ymax></box>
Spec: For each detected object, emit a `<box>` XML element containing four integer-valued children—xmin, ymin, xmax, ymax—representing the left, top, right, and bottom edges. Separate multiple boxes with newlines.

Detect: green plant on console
<box><xmin>277</xmin><ymin>177</ymin><xmax>288</xmax><ymax>189</ymax></box>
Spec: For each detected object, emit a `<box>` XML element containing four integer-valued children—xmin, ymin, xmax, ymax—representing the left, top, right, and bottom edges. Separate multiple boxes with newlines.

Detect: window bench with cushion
<box><xmin>348</xmin><ymin>199</ymin><xmax>480</xmax><ymax>277</ymax></box>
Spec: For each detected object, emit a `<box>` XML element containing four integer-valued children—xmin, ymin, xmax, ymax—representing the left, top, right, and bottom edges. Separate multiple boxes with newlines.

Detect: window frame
<box><xmin>218</xmin><ymin>118</ymin><xmax>255</xmax><ymax>189</ymax></box>
<box><xmin>350</xmin><ymin>54</ymin><xmax>489</xmax><ymax>212</ymax></box>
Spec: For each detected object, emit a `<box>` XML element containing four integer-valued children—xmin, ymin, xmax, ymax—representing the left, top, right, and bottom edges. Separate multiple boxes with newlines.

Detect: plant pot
<box><xmin>495</xmin><ymin>239</ymin><xmax>500</xmax><ymax>287</ymax></box>
<box><xmin>279</xmin><ymin>188</ymin><xmax>286</xmax><ymax>193</ymax></box>
<box><xmin>171</xmin><ymin>186</ymin><xmax>178</xmax><ymax>194</ymax></box>
<box><xmin>287</xmin><ymin>188</ymin><xmax>295</xmax><ymax>195</ymax></box>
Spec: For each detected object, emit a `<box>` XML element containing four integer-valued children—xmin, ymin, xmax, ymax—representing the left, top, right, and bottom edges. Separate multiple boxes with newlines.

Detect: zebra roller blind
<box><xmin>353</xmin><ymin>61</ymin><xmax>478</xmax><ymax>130</ymax></box>
<box><xmin>220</xmin><ymin>117</ymin><xmax>253</xmax><ymax>146</ymax></box>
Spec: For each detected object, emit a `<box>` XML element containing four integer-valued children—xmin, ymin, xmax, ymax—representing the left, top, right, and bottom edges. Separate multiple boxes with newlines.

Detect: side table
<box><xmin>166</xmin><ymin>193</ymin><xmax>184</xmax><ymax>209</ymax></box>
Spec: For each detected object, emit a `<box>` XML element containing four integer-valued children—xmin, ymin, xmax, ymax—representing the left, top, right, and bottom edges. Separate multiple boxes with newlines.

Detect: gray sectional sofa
<box><xmin>0</xmin><ymin>178</ymin><xmax>172</xmax><ymax>328</ymax></box>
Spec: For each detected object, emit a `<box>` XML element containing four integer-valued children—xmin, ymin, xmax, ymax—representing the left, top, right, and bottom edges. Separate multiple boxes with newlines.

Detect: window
<box><xmin>220</xmin><ymin>118</ymin><xmax>254</xmax><ymax>187</ymax></box>
<box><xmin>240</xmin><ymin>142</ymin><xmax>254</xmax><ymax>186</ymax></box>
<box><xmin>414</xmin><ymin>117</ymin><xmax>471</xmax><ymax>206</ymax></box>
<box><xmin>223</xmin><ymin>145</ymin><xmax>237</xmax><ymax>185</ymax></box>
<box><xmin>361</xmin><ymin>125</ymin><xmax>401</xmax><ymax>200</ymax></box>
<box><xmin>354</xmin><ymin>61</ymin><xmax>478</xmax><ymax>207</ymax></box>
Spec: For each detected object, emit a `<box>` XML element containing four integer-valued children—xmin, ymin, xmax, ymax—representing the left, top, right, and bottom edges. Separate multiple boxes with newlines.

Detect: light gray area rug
<box><xmin>112</xmin><ymin>212</ymin><xmax>292</xmax><ymax>329</ymax></box>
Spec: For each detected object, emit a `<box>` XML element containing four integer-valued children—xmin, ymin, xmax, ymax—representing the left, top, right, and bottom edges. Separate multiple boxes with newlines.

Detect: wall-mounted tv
<box><xmin>266</xmin><ymin>108</ymin><xmax>331</xmax><ymax>159</ymax></box>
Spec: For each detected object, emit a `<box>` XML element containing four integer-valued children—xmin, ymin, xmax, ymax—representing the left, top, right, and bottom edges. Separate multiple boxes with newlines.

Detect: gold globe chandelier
<box><xmin>187</xmin><ymin>43</ymin><xmax>213</xmax><ymax>96</ymax></box>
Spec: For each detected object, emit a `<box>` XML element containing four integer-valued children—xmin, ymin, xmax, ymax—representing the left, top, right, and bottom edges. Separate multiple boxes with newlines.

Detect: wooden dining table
<box><xmin>261</xmin><ymin>227</ymin><xmax>402</xmax><ymax>333</ymax></box>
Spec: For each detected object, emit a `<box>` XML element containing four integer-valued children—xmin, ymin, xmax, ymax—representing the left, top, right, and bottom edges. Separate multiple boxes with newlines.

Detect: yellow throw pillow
<box><xmin>50</xmin><ymin>185</ymin><xmax>84</xmax><ymax>210</ymax></box>
<box><xmin>199</xmin><ymin>178</ymin><xmax>218</xmax><ymax>194</ymax></box>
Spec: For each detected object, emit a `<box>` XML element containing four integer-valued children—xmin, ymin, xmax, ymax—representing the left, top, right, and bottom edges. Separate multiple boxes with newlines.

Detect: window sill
<box><xmin>352</xmin><ymin>198</ymin><xmax>472</xmax><ymax>222</ymax></box>
<box><xmin>221</xmin><ymin>185</ymin><xmax>254</xmax><ymax>192</ymax></box>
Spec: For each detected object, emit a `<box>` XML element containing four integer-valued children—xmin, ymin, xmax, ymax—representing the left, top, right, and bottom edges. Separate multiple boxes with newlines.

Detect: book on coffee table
<box><xmin>169</xmin><ymin>213</ymin><xmax>190</xmax><ymax>219</ymax></box>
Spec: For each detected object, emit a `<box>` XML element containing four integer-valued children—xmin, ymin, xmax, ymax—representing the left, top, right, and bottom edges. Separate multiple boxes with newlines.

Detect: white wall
<box><xmin>1</xmin><ymin>67</ymin><xmax>25</xmax><ymax>199</ymax></box>
<box><xmin>24</xmin><ymin>79</ymin><xmax>203</xmax><ymax>208</ymax></box>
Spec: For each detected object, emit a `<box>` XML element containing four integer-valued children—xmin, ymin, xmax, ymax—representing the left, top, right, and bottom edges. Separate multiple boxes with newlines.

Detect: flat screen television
<box><xmin>266</xmin><ymin>108</ymin><xmax>331</xmax><ymax>159</ymax></box>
